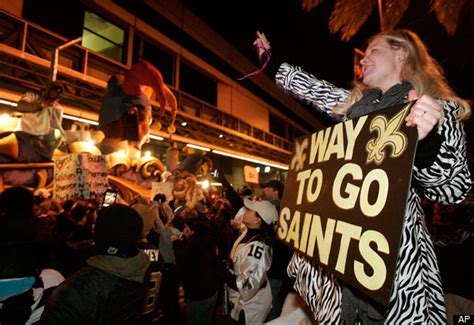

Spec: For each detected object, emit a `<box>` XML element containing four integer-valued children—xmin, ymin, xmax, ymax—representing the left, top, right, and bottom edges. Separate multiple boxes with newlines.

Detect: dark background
<box><xmin>183</xmin><ymin>0</ymin><xmax>474</xmax><ymax>100</ymax></box>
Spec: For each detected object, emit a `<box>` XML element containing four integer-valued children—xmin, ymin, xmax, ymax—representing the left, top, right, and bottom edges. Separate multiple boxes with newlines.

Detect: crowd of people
<box><xmin>1</xmin><ymin>27</ymin><xmax>473</xmax><ymax>324</ymax></box>
<box><xmin>0</xmin><ymin>169</ymin><xmax>294</xmax><ymax>324</ymax></box>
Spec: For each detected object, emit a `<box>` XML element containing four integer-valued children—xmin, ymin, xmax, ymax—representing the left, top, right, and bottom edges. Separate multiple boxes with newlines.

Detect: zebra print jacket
<box><xmin>276</xmin><ymin>62</ymin><xmax>472</xmax><ymax>324</ymax></box>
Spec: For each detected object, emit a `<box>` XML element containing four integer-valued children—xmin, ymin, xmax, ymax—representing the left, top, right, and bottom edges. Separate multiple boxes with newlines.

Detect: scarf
<box><xmin>346</xmin><ymin>81</ymin><xmax>413</xmax><ymax>120</ymax></box>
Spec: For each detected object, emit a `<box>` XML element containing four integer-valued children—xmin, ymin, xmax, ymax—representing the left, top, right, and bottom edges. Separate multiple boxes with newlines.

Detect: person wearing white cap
<box><xmin>225</xmin><ymin>198</ymin><xmax>278</xmax><ymax>325</ymax></box>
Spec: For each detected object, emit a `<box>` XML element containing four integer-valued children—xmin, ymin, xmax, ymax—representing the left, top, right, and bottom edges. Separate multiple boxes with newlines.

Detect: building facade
<box><xmin>0</xmin><ymin>0</ymin><xmax>327</xmax><ymax>188</ymax></box>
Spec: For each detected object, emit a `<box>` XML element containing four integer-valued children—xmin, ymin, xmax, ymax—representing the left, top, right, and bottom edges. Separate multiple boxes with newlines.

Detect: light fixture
<box><xmin>211</xmin><ymin>149</ymin><xmax>289</xmax><ymax>170</ymax></box>
<box><xmin>219</xmin><ymin>134</ymin><xmax>224</xmax><ymax>138</ymax></box>
<box><xmin>196</xmin><ymin>180</ymin><xmax>222</xmax><ymax>188</ymax></box>
<box><xmin>149</xmin><ymin>134</ymin><xmax>164</xmax><ymax>141</ymax></box>
<box><xmin>116</xmin><ymin>149</ymin><xmax>126</xmax><ymax>158</ymax></box>
<box><xmin>0</xmin><ymin>99</ymin><xmax>18</xmax><ymax>107</ymax></box>
<box><xmin>200</xmin><ymin>180</ymin><xmax>210</xmax><ymax>190</ymax></box>
<box><xmin>0</xmin><ymin>113</ymin><xmax>19</xmax><ymax>131</ymax></box>
<box><xmin>186</xmin><ymin>144</ymin><xmax>211</xmax><ymax>152</ymax></box>
<box><xmin>0</xmin><ymin>114</ymin><xmax>15</xmax><ymax>125</ymax></box>
<box><xmin>264</xmin><ymin>166</ymin><xmax>271</xmax><ymax>173</ymax></box>
<box><xmin>181</xmin><ymin>122</ymin><xmax>187</xmax><ymax>127</ymax></box>
<box><xmin>63</xmin><ymin>114</ymin><xmax>99</xmax><ymax>125</ymax></box>
<box><xmin>256</xmin><ymin>167</ymin><xmax>261</xmax><ymax>173</ymax></box>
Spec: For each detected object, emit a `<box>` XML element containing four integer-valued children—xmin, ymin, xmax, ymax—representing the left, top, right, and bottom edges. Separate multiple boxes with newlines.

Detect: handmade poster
<box><xmin>244</xmin><ymin>165</ymin><xmax>259</xmax><ymax>184</ymax></box>
<box><xmin>54</xmin><ymin>153</ymin><xmax>108</xmax><ymax>200</ymax></box>
<box><xmin>150</xmin><ymin>181</ymin><xmax>174</xmax><ymax>202</ymax></box>
<box><xmin>277</xmin><ymin>102</ymin><xmax>417</xmax><ymax>305</ymax></box>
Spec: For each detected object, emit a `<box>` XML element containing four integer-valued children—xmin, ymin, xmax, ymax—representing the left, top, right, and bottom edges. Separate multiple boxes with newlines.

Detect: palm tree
<box><xmin>301</xmin><ymin>0</ymin><xmax>466</xmax><ymax>41</ymax></box>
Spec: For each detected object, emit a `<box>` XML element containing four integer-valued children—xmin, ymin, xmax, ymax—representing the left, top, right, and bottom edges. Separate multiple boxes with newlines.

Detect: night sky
<box><xmin>183</xmin><ymin>0</ymin><xmax>474</xmax><ymax>101</ymax></box>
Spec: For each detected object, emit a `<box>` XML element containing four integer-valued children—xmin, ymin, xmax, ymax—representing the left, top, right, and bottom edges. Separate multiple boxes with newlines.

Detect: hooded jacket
<box><xmin>41</xmin><ymin>252</ymin><xmax>149</xmax><ymax>324</ymax></box>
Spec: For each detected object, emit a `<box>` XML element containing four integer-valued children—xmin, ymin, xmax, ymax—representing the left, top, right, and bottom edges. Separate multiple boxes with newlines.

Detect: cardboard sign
<box><xmin>150</xmin><ymin>181</ymin><xmax>174</xmax><ymax>202</ymax></box>
<box><xmin>277</xmin><ymin>103</ymin><xmax>418</xmax><ymax>306</ymax></box>
<box><xmin>244</xmin><ymin>165</ymin><xmax>259</xmax><ymax>184</ymax></box>
<box><xmin>54</xmin><ymin>153</ymin><xmax>108</xmax><ymax>200</ymax></box>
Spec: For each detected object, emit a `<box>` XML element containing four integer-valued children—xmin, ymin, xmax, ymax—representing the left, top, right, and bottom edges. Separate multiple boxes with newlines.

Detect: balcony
<box><xmin>0</xmin><ymin>10</ymin><xmax>292</xmax><ymax>166</ymax></box>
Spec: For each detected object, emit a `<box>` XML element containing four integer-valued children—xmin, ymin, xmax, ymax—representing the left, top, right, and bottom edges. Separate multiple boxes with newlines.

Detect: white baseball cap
<box><xmin>243</xmin><ymin>198</ymin><xmax>278</xmax><ymax>225</ymax></box>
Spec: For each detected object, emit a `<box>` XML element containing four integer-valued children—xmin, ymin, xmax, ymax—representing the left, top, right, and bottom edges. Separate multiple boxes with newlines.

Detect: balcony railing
<box><xmin>0</xmin><ymin>10</ymin><xmax>293</xmax><ymax>153</ymax></box>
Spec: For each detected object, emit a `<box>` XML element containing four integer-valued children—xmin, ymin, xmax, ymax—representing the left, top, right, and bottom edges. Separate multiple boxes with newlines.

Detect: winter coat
<box><xmin>174</xmin><ymin>229</ymin><xmax>218</xmax><ymax>301</ymax></box>
<box><xmin>41</xmin><ymin>253</ymin><xmax>149</xmax><ymax>324</ymax></box>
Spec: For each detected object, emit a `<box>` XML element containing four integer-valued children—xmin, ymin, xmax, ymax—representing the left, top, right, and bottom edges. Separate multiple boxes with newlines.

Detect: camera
<box><xmin>102</xmin><ymin>189</ymin><xmax>118</xmax><ymax>208</ymax></box>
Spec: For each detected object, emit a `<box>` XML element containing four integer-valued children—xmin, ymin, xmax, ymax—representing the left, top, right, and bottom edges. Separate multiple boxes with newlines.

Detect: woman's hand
<box><xmin>405</xmin><ymin>90</ymin><xmax>443</xmax><ymax>140</ymax></box>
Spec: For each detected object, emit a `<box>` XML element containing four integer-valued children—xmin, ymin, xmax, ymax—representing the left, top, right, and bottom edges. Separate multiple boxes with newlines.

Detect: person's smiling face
<box><xmin>360</xmin><ymin>37</ymin><xmax>404</xmax><ymax>92</ymax></box>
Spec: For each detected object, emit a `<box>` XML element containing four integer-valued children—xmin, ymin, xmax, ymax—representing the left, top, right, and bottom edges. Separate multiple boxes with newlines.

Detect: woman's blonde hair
<box><xmin>335</xmin><ymin>29</ymin><xmax>471</xmax><ymax>120</ymax></box>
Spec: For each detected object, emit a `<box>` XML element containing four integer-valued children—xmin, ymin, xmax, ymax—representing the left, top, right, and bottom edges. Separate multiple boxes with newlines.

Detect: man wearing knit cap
<box><xmin>41</xmin><ymin>204</ymin><xmax>150</xmax><ymax>323</ymax></box>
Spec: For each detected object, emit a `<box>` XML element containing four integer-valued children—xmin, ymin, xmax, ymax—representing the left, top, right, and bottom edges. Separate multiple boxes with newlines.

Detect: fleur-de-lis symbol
<box><xmin>366</xmin><ymin>104</ymin><xmax>411</xmax><ymax>164</ymax></box>
<box><xmin>291</xmin><ymin>138</ymin><xmax>309</xmax><ymax>171</ymax></box>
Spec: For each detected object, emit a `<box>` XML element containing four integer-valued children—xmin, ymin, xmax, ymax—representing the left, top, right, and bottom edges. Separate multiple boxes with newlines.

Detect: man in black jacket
<box><xmin>174</xmin><ymin>220</ymin><xmax>219</xmax><ymax>325</ymax></box>
<box><xmin>41</xmin><ymin>204</ymin><xmax>150</xmax><ymax>324</ymax></box>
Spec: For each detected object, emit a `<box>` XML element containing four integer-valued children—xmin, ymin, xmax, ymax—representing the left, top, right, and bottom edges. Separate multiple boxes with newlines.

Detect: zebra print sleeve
<box><xmin>275</xmin><ymin>62</ymin><xmax>350</xmax><ymax>119</ymax></box>
<box><xmin>287</xmin><ymin>252</ymin><xmax>342</xmax><ymax>323</ymax></box>
<box><xmin>413</xmin><ymin>99</ymin><xmax>472</xmax><ymax>204</ymax></box>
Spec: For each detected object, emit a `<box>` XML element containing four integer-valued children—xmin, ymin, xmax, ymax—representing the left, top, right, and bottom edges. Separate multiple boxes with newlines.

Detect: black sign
<box><xmin>277</xmin><ymin>102</ymin><xmax>417</xmax><ymax>306</ymax></box>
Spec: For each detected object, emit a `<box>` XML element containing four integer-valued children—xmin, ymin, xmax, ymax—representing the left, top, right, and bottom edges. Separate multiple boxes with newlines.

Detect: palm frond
<box><xmin>383</xmin><ymin>0</ymin><xmax>410</xmax><ymax>30</ymax></box>
<box><xmin>431</xmin><ymin>0</ymin><xmax>464</xmax><ymax>35</ymax></box>
<box><xmin>329</xmin><ymin>0</ymin><xmax>373</xmax><ymax>41</ymax></box>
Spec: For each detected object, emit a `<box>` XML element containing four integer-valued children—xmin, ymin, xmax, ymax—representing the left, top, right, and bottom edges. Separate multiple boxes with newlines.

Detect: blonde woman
<box><xmin>260</xmin><ymin>29</ymin><xmax>472</xmax><ymax>323</ymax></box>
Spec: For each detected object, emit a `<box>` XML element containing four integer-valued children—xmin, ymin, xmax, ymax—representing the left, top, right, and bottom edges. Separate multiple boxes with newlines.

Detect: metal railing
<box><xmin>0</xmin><ymin>10</ymin><xmax>293</xmax><ymax>153</ymax></box>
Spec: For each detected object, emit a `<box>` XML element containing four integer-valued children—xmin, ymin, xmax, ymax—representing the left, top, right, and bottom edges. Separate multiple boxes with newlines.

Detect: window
<box><xmin>133</xmin><ymin>37</ymin><xmax>174</xmax><ymax>85</ymax></box>
<box><xmin>82</xmin><ymin>11</ymin><xmax>125</xmax><ymax>62</ymax></box>
<box><xmin>253</xmin><ymin>128</ymin><xmax>264</xmax><ymax>141</ymax></box>
<box><xmin>240</xmin><ymin>121</ymin><xmax>251</xmax><ymax>136</ymax></box>
<box><xmin>23</xmin><ymin>0</ymin><xmax>83</xmax><ymax>40</ymax></box>
<box><xmin>222</xmin><ymin>114</ymin><xmax>238</xmax><ymax>131</ymax></box>
<box><xmin>180</xmin><ymin>62</ymin><xmax>217</xmax><ymax>105</ymax></box>
<box><xmin>269</xmin><ymin>113</ymin><xmax>287</xmax><ymax>139</ymax></box>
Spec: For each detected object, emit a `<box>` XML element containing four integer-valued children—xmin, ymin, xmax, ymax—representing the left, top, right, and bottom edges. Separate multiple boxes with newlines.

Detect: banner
<box><xmin>277</xmin><ymin>103</ymin><xmax>417</xmax><ymax>305</ymax></box>
<box><xmin>54</xmin><ymin>153</ymin><xmax>108</xmax><ymax>200</ymax></box>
